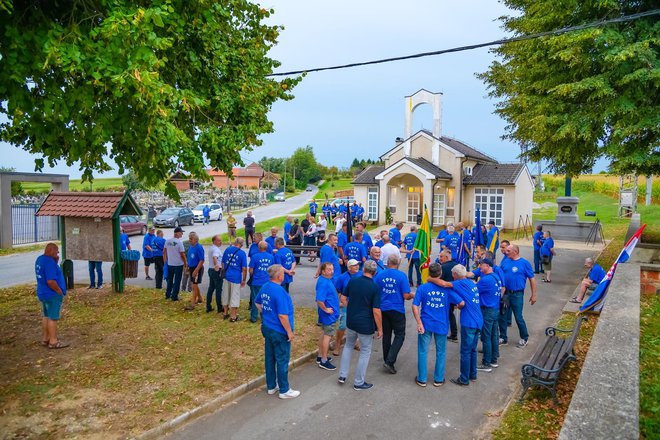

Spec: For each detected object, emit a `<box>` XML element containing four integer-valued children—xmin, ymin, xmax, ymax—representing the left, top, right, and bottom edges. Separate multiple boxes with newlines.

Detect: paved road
<box><xmin>164</xmin><ymin>246</ymin><xmax>595</xmax><ymax>440</ymax></box>
<box><xmin>0</xmin><ymin>187</ymin><xmax>317</xmax><ymax>289</ymax></box>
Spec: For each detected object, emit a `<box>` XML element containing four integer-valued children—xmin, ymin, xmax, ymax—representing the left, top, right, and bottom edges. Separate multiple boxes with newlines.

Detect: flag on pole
<box><xmin>579</xmin><ymin>224</ymin><xmax>646</xmax><ymax>314</ymax></box>
<box><xmin>474</xmin><ymin>208</ymin><xmax>483</xmax><ymax>247</ymax></box>
<box><xmin>345</xmin><ymin>202</ymin><xmax>353</xmax><ymax>242</ymax></box>
<box><xmin>413</xmin><ymin>205</ymin><xmax>432</xmax><ymax>283</ymax></box>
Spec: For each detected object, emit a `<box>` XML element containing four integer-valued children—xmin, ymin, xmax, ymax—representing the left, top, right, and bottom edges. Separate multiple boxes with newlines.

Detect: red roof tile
<box><xmin>35</xmin><ymin>192</ymin><xmax>126</xmax><ymax>218</ymax></box>
<box><xmin>207</xmin><ymin>163</ymin><xmax>264</xmax><ymax>178</ymax></box>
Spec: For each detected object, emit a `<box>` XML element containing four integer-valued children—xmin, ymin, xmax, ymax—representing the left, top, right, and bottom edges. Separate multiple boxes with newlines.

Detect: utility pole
<box><xmin>283</xmin><ymin>161</ymin><xmax>287</xmax><ymax>194</ymax></box>
<box><xmin>293</xmin><ymin>167</ymin><xmax>296</xmax><ymax>191</ymax></box>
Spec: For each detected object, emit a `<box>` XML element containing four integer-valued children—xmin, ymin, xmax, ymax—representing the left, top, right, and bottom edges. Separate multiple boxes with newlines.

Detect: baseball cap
<box><xmin>174</xmin><ymin>226</ymin><xmax>185</xmax><ymax>233</ymax></box>
<box><xmin>480</xmin><ymin>258</ymin><xmax>494</xmax><ymax>267</ymax></box>
<box><xmin>488</xmin><ymin>220</ymin><xmax>495</xmax><ymax>225</ymax></box>
<box><xmin>347</xmin><ymin>259</ymin><xmax>359</xmax><ymax>266</ymax></box>
<box><xmin>148</xmin><ymin>226</ymin><xmax>155</xmax><ymax>230</ymax></box>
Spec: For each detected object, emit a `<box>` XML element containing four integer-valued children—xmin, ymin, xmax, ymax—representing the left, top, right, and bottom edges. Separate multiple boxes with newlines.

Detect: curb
<box><xmin>133</xmin><ymin>349</ymin><xmax>318</xmax><ymax>440</ymax></box>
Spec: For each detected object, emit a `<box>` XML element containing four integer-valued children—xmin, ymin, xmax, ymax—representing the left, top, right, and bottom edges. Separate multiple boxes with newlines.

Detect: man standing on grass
<box><xmin>35</xmin><ymin>243</ymin><xmax>68</xmax><ymax>349</ymax></box>
<box><xmin>338</xmin><ymin>260</ymin><xmax>382</xmax><ymax>391</ymax></box>
<box><xmin>249</xmin><ymin>241</ymin><xmax>275</xmax><ymax>323</ymax></box>
<box><xmin>206</xmin><ymin>235</ymin><xmax>223</xmax><ymax>313</ymax></box>
<box><xmin>374</xmin><ymin>254</ymin><xmax>413</xmax><ymax>374</ymax></box>
<box><xmin>222</xmin><ymin>237</ymin><xmax>248</xmax><ymax>322</ymax></box>
<box><xmin>499</xmin><ymin>244</ymin><xmax>537</xmax><ymax>348</ymax></box>
<box><xmin>316</xmin><ymin>262</ymin><xmax>340</xmax><ymax>371</ymax></box>
<box><xmin>255</xmin><ymin>265</ymin><xmax>300</xmax><ymax>399</ymax></box>
<box><xmin>152</xmin><ymin>229</ymin><xmax>166</xmax><ymax>289</ymax></box>
<box><xmin>164</xmin><ymin>226</ymin><xmax>187</xmax><ymax>302</ymax></box>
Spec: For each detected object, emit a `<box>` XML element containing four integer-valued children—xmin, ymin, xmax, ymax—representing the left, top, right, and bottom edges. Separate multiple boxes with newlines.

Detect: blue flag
<box><xmin>474</xmin><ymin>208</ymin><xmax>483</xmax><ymax>248</ymax></box>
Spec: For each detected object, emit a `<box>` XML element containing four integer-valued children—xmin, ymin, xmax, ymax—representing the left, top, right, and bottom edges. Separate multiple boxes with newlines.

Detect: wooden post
<box><xmin>112</xmin><ymin>216</ymin><xmax>123</xmax><ymax>293</ymax></box>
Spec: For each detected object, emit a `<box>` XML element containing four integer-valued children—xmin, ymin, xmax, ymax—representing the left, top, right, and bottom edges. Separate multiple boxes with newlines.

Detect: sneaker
<box><xmin>206</xmin><ymin>308</ymin><xmax>214</xmax><ymax>313</ymax></box>
<box><xmin>415</xmin><ymin>377</ymin><xmax>427</xmax><ymax>387</ymax></box>
<box><xmin>267</xmin><ymin>387</ymin><xmax>279</xmax><ymax>395</ymax></box>
<box><xmin>477</xmin><ymin>364</ymin><xmax>493</xmax><ymax>372</ymax></box>
<box><xmin>338</xmin><ymin>376</ymin><xmax>346</xmax><ymax>384</ymax></box>
<box><xmin>96</xmin><ymin>284</ymin><xmax>103</xmax><ymax>289</ymax></box>
<box><xmin>353</xmin><ymin>382</ymin><xmax>373</xmax><ymax>391</ymax></box>
<box><xmin>278</xmin><ymin>389</ymin><xmax>301</xmax><ymax>399</ymax></box>
<box><xmin>490</xmin><ymin>362</ymin><xmax>499</xmax><ymax>368</ymax></box>
<box><xmin>517</xmin><ymin>339</ymin><xmax>528</xmax><ymax>348</ymax></box>
<box><xmin>383</xmin><ymin>362</ymin><xmax>397</xmax><ymax>374</ymax></box>
<box><xmin>447</xmin><ymin>336</ymin><xmax>458</xmax><ymax>343</ymax></box>
<box><xmin>450</xmin><ymin>377</ymin><xmax>469</xmax><ymax>387</ymax></box>
<box><xmin>433</xmin><ymin>380</ymin><xmax>445</xmax><ymax>387</ymax></box>
<box><xmin>146</xmin><ymin>276</ymin><xmax>153</xmax><ymax>280</ymax></box>
<box><xmin>499</xmin><ymin>338</ymin><xmax>508</xmax><ymax>346</ymax></box>
<box><xmin>318</xmin><ymin>360</ymin><xmax>336</xmax><ymax>371</ymax></box>
<box><xmin>316</xmin><ymin>356</ymin><xmax>333</xmax><ymax>364</ymax></box>
<box><xmin>87</xmin><ymin>285</ymin><xmax>94</xmax><ymax>289</ymax></box>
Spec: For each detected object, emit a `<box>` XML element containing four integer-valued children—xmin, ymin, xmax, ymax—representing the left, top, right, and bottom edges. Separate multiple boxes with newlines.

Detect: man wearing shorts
<box><xmin>35</xmin><ymin>243</ymin><xmax>68</xmax><ymax>349</ymax></box>
<box><xmin>316</xmin><ymin>262</ymin><xmax>340</xmax><ymax>371</ymax></box>
<box><xmin>222</xmin><ymin>237</ymin><xmax>248</xmax><ymax>322</ymax></box>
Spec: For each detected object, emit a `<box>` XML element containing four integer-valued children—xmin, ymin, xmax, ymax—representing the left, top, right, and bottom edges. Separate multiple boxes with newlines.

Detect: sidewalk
<box><xmin>164</xmin><ymin>246</ymin><xmax>596</xmax><ymax>440</ymax></box>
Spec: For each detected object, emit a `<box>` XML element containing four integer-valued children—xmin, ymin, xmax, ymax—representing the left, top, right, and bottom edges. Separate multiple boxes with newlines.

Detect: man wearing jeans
<box><xmin>255</xmin><ymin>265</ymin><xmax>300</xmax><ymax>399</ymax></box>
<box><xmin>412</xmin><ymin>263</ymin><xmax>462</xmax><ymax>387</ymax></box>
<box><xmin>476</xmin><ymin>258</ymin><xmax>501</xmax><ymax>371</ymax></box>
<box><xmin>374</xmin><ymin>254</ymin><xmax>413</xmax><ymax>374</ymax></box>
<box><xmin>338</xmin><ymin>260</ymin><xmax>382</xmax><ymax>390</ymax></box>
<box><xmin>87</xmin><ymin>260</ymin><xmax>102</xmax><ymax>289</ymax></box>
<box><xmin>448</xmin><ymin>265</ymin><xmax>482</xmax><ymax>386</ymax></box>
<box><xmin>249</xmin><ymin>241</ymin><xmax>274</xmax><ymax>323</ymax></box>
<box><xmin>404</xmin><ymin>226</ymin><xmax>421</xmax><ymax>287</ymax></box>
<box><xmin>500</xmin><ymin>245</ymin><xmax>537</xmax><ymax>348</ymax></box>
<box><xmin>164</xmin><ymin>226</ymin><xmax>187</xmax><ymax>301</ymax></box>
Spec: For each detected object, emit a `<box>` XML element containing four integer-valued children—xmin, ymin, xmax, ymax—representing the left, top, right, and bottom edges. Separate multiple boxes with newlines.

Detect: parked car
<box><xmin>330</xmin><ymin>196</ymin><xmax>355</xmax><ymax>206</ymax></box>
<box><xmin>120</xmin><ymin>215</ymin><xmax>147</xmax><ymax>235</ymax></box>
<box><xmin>306</xmin><ymin>186</ymin><xmax>313</xmax><ymax>191</ymax></box>
<box><xmin>192</xmin><ymin>203</ymin><xmax>223</xmax><ymax>222</ymax></box>
<box><xmin>274</xmin><ymin>192</ymin><xmax>286</xmax><ymax>202</ymax></box>
<box><xmin>153</xmin><ymin>207</ymin><xmax>194</xmax><ymax>228</ymax></box>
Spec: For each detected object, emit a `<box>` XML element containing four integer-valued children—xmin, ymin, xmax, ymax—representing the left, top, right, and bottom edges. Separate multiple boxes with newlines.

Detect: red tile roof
<box><xmin>207</xmin><ymin>163</ymin><xmax>264</xmax><ymax>178</ymax></box>
<box><xmin>35</xmin><ymin>192</ymin><xmax>127</xmax><ymax>218</ymax></box>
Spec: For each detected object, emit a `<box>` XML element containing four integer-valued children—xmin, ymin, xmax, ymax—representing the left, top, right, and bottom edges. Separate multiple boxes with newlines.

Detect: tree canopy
<box><xmin>479</xmin><ymin>0</ymin><xmax>659</xmax><ymax>177</ymax></box>
<box><xmin>0</xmin><ymin>1</ymin><xmax>301</xmax><ymax>199</ymax></box>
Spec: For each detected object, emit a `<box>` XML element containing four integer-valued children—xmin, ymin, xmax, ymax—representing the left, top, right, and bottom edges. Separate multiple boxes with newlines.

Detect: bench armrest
<box><xmin>544</xmin><ymin>326</ymin><xmax>573</xmax><ymax>336</ymax></box>
<box><xmin>521</xmin><ymin>358</ymin><xmax>575</xmax><ymax>378</ymax></box>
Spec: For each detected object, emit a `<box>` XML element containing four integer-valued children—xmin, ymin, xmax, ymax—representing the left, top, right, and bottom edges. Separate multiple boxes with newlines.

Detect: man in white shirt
<box><xmin>335</xmin><ymin>213</ymin><xmax>346</xmax><ymax>233</ymax></box>
<box><xmin>206</xmin><ymin>235</ymin><xmax>223</xmax><ymax>313</ymax></box>
<box><xmin>164</xmin><ymin>226</ymin><xmax>187</xmax><ymax>301</ymax></box>
<box><xmin>317</xmin><ymin>213</ymin><xmax>327</xmax><ymax>234</ymax></box>
<box><xmin>379</xmin><ymin>234</ymin><xmax>401</xmax><ymax>264</ymax></box>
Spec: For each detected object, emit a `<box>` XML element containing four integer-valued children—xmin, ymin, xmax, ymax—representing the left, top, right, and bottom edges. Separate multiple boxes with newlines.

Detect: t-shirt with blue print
<box><xmin>500</xmin><ymin>257</ymin><xmax>534</xmax><ymax>291</ymax></box>
<box><xmin>255</xmin><ymin>281</ymin><xmax>294</xmax><ymax>335</ymax></box>
<box><xmin>404</xmin><ymin>232</ymin><xmax>419</xmax><ymax>259</ymax></box>
<box><xmin>374</xmin><ymin>268</ymin><xmax>411</xmax><ymax>314</ymax></box>
<box><xmin>443</xmin><ymin>232</ymin><xmax>461</xmax><ymax>260</ymax></box>
<box><xmin>413</xmin><ymin>282</ymin><xmax>462</xmax><ymax>335</ymax></box>
<box><xmin>315</xmin><ymin>276</ymin><xmax>340</xmax><ymax>325</ymax></box>
<box><xmin>274</xmin><ymin>247</ymin><xmax>295</xmax><ymax>284</ymax></box>
<box><xmin>451</xmin><ymin>278</ymin><xmax>483</xmax><ymax>329</ymax></box>
<box><xmin>222</xmin><ymin>246</ymin><xmax>247</xmax><ymax>284</ymax></box>
<box><xmin>477</xmin><ymin>273</ymin><xmax>501</xmax><ymax>309</ymax></box>
<box><xmin>187</xmin><ymin>243</ymin><xmax>205</xmax><ymax>269</ymax></box>
<box><xmin>249</xmin><ymin>251</ymin><xmax>274</xmax><ymax>286</ymax></box>
<box><xmin>35</xmin><ymin>254</ymin><xmax>66</xmax><ymax>301</ymax></box>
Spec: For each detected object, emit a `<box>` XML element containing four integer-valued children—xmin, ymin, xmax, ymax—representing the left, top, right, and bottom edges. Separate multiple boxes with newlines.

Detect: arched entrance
<box><xmin>386</xmin><ymin>173</ymin><xmax>424</xmax><ymax>224</ymax></box>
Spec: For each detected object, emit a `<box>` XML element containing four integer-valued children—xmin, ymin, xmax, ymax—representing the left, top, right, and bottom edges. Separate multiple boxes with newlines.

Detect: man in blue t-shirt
<box><xmin>412</xmin><ymin>262</ymin><xmax>463</xmax><ymax>387</ymax></box>
<box><xmin>316</xmin><ymin>262</ymin><xmax>341</xmax><ymax>371</ymax></box>
<box><xmin>142</xmin><ymin>226</ymin><xmax>156</xmax><ymax>281</ymax></box>
<box><xmin>532</xmin><ymin>225</ymin><xmax>545</xmax><ymax>274</ymax></box>
<box><xmin>152</xmin><ymin>229</ymin><xmax>166</xmax><ymax>289</ymax></box>
<box><xmin>374</xmin><ymin>254</ymin><xmax>413</xmax><ymax>374</ymax></box>
<box><xmin>249</xmin><ymin>241</ymin><xmax>275</xmax><ymax>323</ymax></box>
<box><xmin>367</xmin><ymin>247</ymin><xmax>386</xmax><ymax>275</ymax></box>
<box><xmin>120</xmin><ymin>227</ymin><xmax>131</xmax><ymax>251</ymax></box>
<box><xmin>476</xmin><ymin>258</ymin><xmax>501</xmax><ymax>371</ymax></box>
<box><xmin>35</xmin><ymin>243</ymin><xmax>68</xmax><ymax>349</ymax></box>
<box><xmin>202</xmin><ymin>205</ymin><xmax>211</xmax><ymax>225</ymax></box>
<box><xmin>499</xmin><ymin>244</ymin><xmax>537</xmax><ymax>347</ymax></box>
<box><xmin>309</xmin><ymin>199</ymin><xmax>318</xmax><ymax>217</ymax></box>
<box><xmin>222</xmin><ymin>237</ymin><xmax>248</xmax><ymax>322</ymax></box>
<box><xmin>343</xmin><ymin>232</ymin><xmax>367</xmax><ymax>268</ymax></box>
<box><xmin>283</xmin><ymin>216</ymin><xmax>293</xmax><ymax>245</ymax></box>
<box><xmin>403</xmin><ymin>226</ymin><xmax>421</xmax><ymax>287</ymax></box>
<box><xmin>540</xmin><ymin>231</ymin><xmax>556</xmax><ymax>282</ymax></box>
<box><xmin>435</xmin><ymin>222</ymin><xmax>453</xmax><ymax>246</ymax></box>
<box><xmin>389</xmin><ymin>223</ymin><xmax>403</xmax><ymax>246</ymax></box>
<box><xmin>573</xmin><ymin>257</ymin><xmax>606</xmax><ymax>303</ymax></box>
<box><xmin>447</xmin><ymin>265</ymin><xmax>483</xmax><ymax>386</ymax></box>
<box><xmin>274</xmin><ymin>237</ymin><xmax>296</xmax><ymax>292</ymax></box>
<box><xmin>442</xmin><ymin>227</ymin><xmax>461</xmax><ymax>261</ymax></box>
<box><xmin>265</xmin><ymin>227</ymin><xmax>279</xmax><ymax>250</ymax></box>
<box><xmin>317</xmin><ymin>233</ymin><xmax>342</xmax><ymax>284</ymax></box>
<box><xmin>338</xmin><ymin>260</ymin><xmax>383</xmax><ymax>390</ymax></box>
<box><xmin>333</xmin><ymin>259</ymin><xmax>363</xmax><ymax>356</ymax></box>
<box><xmin>254</xmin><ymin>264</ymin><xmax>300</xmax><ymax>399</ymax></box>
<box><xmin>355</xmin><ymin>223</ymin><xmax>373</xmax><ymax>250</ymax></box>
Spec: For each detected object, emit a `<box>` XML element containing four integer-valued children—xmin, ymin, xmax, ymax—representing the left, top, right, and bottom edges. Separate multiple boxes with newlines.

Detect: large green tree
<box><xmin>288</xmin><ymin>145</ymin><xmax>321</xmax><ymax>187</ymax></box>
<box><xmin>480</xmin><ymin>1</ymin><xmax>659</xmax><ymax>177</ymax></box>
<box><xmin>0</xmin><ymin>1</ymin><xmax>300</xmax><ymax>199</ymax></box>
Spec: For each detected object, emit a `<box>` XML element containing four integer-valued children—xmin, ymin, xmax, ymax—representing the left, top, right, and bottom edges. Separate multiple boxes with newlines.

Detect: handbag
<box><xmin>221</xmin><ymin>247</ymin><xmax>241</xmax><ymax>279</ymax></box>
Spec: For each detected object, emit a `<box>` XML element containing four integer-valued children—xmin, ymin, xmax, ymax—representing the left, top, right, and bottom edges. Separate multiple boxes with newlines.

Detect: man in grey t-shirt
<box><xmin>164</xmin><ymin>226</ymin><xmax>187</xmax><ymax>301</ymax></box>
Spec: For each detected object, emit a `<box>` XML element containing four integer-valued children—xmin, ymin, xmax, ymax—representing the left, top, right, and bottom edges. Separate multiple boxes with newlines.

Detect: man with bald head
<box><xmin>35</xmin><ymin>243</ymin><xmax>68</xmax><ymax>349</ymax></box>
<box><xmin>499</xmin><ymin>244</ymin><xmax>537</xmax><ymax>348</ymax></box>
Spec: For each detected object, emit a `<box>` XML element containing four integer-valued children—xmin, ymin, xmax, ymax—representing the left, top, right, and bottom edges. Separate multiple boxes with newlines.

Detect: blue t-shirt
<box><xmin>255</xmin><ymin>281</ymin><xmax>294</xmax><ymax>335</ymax></box>
<box><xmin>330</xmin><ymin>205</ymin><xmax>338</xmax><ymax>215</ymax></box>
<box><xmin>389</xmin><ymin>227</ymin><xmax>402</xmax><ymax>245</ymax></box>
<box><xmin>249</xmin><ymin>251</ymin><xmax>274</xmax><ymax>286</ymax></box>
<box><xmin>35</xmin><ymin>255</ymin><xmax>66</xmax><ymax>301</ymax></box>
<box><xmin>249</xmin><ymin>242</ymin><xmax>273</xmax><ymax>258</ymax></box>
<box><xmin>322</xmin><ymin>205</ymin><xmax>331</xmax><ymax>216</ymax></box>
<box><xmin>477</xmin><ymin>273</ymin><xmax>501</xmax><ymax>309</ymax></box>
<box><xmin>337</xmin><ymin>231</ymin><xmax>348</xmax><ymax>249</ymax></box>
<box><xmin>366</xmin><ymin>257</ymin><xmax>386</xmax><ymax>275</ymax></box>
<box><xmin>374</xmin><ymin>239</ymin><xmax>384</xmax><ymax>248</ymax></box>
<box><xmin>265</xmin><ymin>235</ymin><xmax>277</xmax><ymax>250</ymax></box>
<box><xmin>443</xmin><ymin>232</ymin><xmax>461</xmax><ymax>260</ymax></box>
<box><xmin>413</xmin><ymin>282</ymin><xmax>462</xmax><ymax>335</ymax></box>
<box><xmin>533</xmin><ymin>231</ymin><xmax>544</xmax><ymax>250</ymax></box>
<box><xmin>473</xmin><ymin>266</ymin><xmax>505</xmax><ymax>286</ymax></box>
<box><xmin>283</xmin><ymin>221</ymin><xmax>292</xmax><ymax>244</ymax></box>
<box><xmin>152</xmin><ymin>236</ymin><xmax>165</xmax><ymax>257</ymax></box>
<box><xmin>339</xmin><ymin>204</ymin><xmax>347</xmax><ymax>214</ymax></box>
<box><xmin>458</xmin><ymin>230</ymin><xmax>472</xmax><ymax>260</ymax></box>
<box><xmin>452</xmin><ymin>278</ymin><xmax>483</xmax><ymax>329</ymax></box>
<box><xmin>343</xmin><ymin>241</ymin><xmax>366</xmax><ymax>263</ymax></box>
<box><xmin>120</xmin><ymin>233</ymin><xmax>130</xmax><ymax>251</ymax></box>
<box><xmin>360</xmin><ymin>233</ymin><xmax>373</xmax><ymax>249</ymax></box>
<box><xmin>320</xmin><ymin>244</ymin><xmax>341</xmax><ymax>283</ymax></box>
<box><xmin>274</xmin><ymin>247</ymin><xmax>295</xmax><ymax>284</ymax></box>
<box><xmin>589</xmin><ymin>263</ymin><xmax>606</xmax><ymax>284</ymax></box>
<box><xmin>436</xmin><ymin>229</ymin><xmax>448</xmax><ymax>242</ymax></box>
<box><xmin>404</xmin><ymin>232</ymin><xmax>419</xmax><ymax>260</ymax></box>
<box><xmin>500</xmin><ymin>257</ymin><xmax>534</xmax><ymax>291</ymax></box>
<box><xmin>309</xmin><ymin>202</ymin><xmax>317</xmax><ymax>214</ymax></box>
<box><xmin>335</xmin><ymin>270</ymin><xmax>363</xmax><ymax>293</ymax></box>
<box><xmin>374</xmin><ymin>268</ymin><xmax>411</xmax><ymax>314</ymax></box>
<box><xmin>187</xmin><ymin>243</ymin><xmax>205</xmax><ymax>269</ymax></box>
<box><xmin>540</xmin><ymin>237</ymin><xmax>555</xmax><ymax>257</ymax></box>
<box><xmin>142</xmin><ymin>233</ymin><xmax>155</xmax><ymax>258</ymax></box>
<box><xmin>315</xmin><ymin>276</ymin><xmax>340</xmax><ymax>325</ymax></box>
<box><xmin>222</xmin><ymin>246</ymin><xmax>247</xmax><ymax>284</ymax></box>
<box><xmin>203</xmin><ymin>206</ymin><xmax>210</xmax><ymax>217</ymax></box>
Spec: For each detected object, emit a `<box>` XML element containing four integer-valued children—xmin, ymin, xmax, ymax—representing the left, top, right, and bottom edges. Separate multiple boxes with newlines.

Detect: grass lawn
<box><xmin>0</xmin><ymin>242</ymin><xmax>60</xmax><ymax>257</ymax></box>
<box><xmin>20</xmin><ymin>177</ymin><xmax>126</xmax><ymax>193</ymax></box>
<box><xmin>288</xmin><ymin>178</ymin><xmax>355</xmax><ymax>215</ymax></box>
<box><xmin>0</xmin><ymin>284</ymin><xmax>319</xmax><ymax>439</ymax></box>
<box><xmin>640</xmin><ymin>292</ymin><xmax>660</xmax><ymax>439</ymax></box>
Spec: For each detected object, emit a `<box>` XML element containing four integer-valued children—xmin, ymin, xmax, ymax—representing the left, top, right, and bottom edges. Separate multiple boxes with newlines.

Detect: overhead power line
<box><xmin>267</xmin><ymin>10</ymin><xmax>659</xmax><ymax>77</ymax></box>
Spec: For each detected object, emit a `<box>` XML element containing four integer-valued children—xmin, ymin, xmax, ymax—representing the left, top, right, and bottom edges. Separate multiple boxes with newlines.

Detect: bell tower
<box><xmin>404</xmin><ymin>89</ymin><xmax>443</xmax><ymax>140</ymax></box>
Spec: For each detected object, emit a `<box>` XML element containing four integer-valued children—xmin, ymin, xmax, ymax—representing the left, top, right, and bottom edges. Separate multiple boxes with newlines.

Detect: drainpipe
<box><xmin>458</xmin><ymin>158</ymin><xmax>467</xmax><ymax>223</ymax></box>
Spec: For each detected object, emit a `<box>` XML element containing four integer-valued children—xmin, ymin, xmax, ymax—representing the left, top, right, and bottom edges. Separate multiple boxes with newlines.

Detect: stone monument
<box><xmin>535</xmin><ymin>178</ymin><xmax>594</xmax><ymax>241</ymax></box>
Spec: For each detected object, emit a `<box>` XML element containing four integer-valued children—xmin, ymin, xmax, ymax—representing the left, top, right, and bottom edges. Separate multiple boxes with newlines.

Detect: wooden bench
<box><xmin>519</xmin><ymin>316</ymin><xmax>586</xmax><ymax>404</ymax></box>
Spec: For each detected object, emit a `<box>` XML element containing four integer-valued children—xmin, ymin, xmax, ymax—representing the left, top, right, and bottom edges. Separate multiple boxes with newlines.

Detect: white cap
<box><xmin>347</xmin><ymin>259</ymin><xmax>360</xmax><ymax>266</ymax></box>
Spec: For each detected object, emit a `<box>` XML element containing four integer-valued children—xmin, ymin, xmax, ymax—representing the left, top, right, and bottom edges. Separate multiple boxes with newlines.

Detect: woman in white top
<box><xmin>335</xmin><ymin>213</ymin><xmax>346</xmax><ymax>233</ymax></box>
<box><xmin>305</xmin><ymin>217</ymin><xmax>318</xmax><ymax>261</ymax></box>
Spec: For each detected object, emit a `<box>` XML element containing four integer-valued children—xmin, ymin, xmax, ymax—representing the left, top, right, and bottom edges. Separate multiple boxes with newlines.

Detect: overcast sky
<box><xmin>0</xmin><ymin>0</ymin><xmax>607</xmax><ymax>178</ymax></box>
